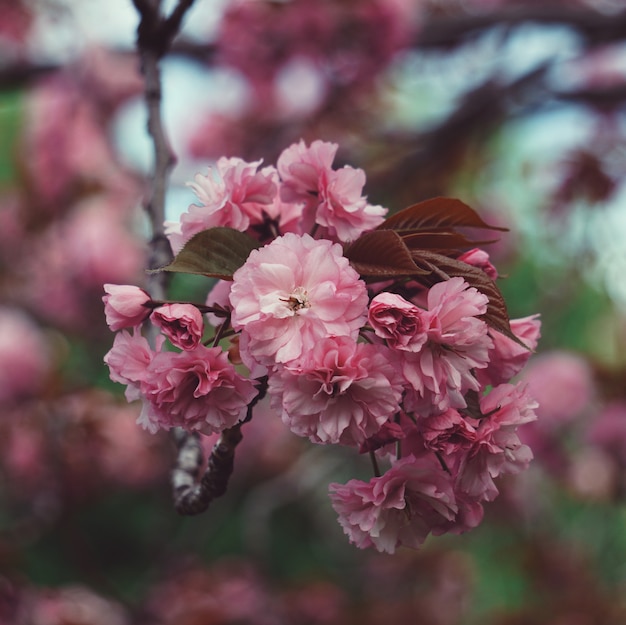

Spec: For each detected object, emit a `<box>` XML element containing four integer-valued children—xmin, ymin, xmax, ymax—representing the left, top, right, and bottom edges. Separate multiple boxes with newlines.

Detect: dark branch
<box><xmin>131</xmin><ymin>0</ymin><xmax>197</xmax><ymax>296</ymax></box>
<box><xmin>172</xmin><ymin>377</ymin><xmax>269</xmax><ymax>515</ymax></box>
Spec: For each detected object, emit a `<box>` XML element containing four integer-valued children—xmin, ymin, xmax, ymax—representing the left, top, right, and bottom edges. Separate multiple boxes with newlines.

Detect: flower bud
<box><xmin>103</xmin><ymin>284</ymin><xmax>152</xmax><ymax>331</ymax></box>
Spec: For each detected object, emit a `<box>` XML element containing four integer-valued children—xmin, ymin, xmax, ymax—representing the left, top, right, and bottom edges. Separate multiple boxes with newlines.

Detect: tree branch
<box><xmin>171</xmin><ymin>377</ymin><xmax>269</xmax><ymax>515</ymax></box>
<box><xmin>131</xmin><ymin>0</ymin><xmax>196</xmax><ymax>295</ymax></box>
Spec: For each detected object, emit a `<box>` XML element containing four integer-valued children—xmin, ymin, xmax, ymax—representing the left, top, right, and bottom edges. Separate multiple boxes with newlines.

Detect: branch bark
<box><xmin>171</xmin><ymin>377</ymin><xmax>269</xmax><ymax>515</ymax></box>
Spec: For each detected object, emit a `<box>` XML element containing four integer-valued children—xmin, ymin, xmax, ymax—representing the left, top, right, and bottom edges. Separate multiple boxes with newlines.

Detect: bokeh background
<box><xmin>1</xmin><ymin>1</ymin><xmax>626</xmax><ymax>623</ymax></box>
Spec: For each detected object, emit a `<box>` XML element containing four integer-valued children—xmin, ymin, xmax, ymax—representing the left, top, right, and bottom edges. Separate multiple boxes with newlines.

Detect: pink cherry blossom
<box><xmin>400</xmin><ymin>277</ymin><xmax>492</xmax><ymax>414</ymax></box>
<box><xmin>277</xmin><ymin>139</ymin><xmax>386</xmax><ymax>241</ymax></box>
<box><xmin>329</xmin><ymin>455</ymin><xmax>458</xmax><ymax>553</ymax></box>
<box><xmin>103</xmin><ymin>284</ymin><xmax>152</xmax><ymax>331</ymax></box>
<box><xmin>418</xmin><ymin>408</ymin><xmax>477</xmax><ymax>456</ymax></box>
<box><xmin>268</xmin><ymin>336</ymin><xmax>403</xmax><ymax>446</ymax></box>
<box><xmin>476</xmin><ymin>314</ymin><xmax>541</xmax><ymax>387</ymax></box>
<box><xmin>277</xmin><ymin>139</ymin><xmax>338</xmax><ymax>197</ymax></box>
<box><xmin>103</xmin><ymin>328</ymin><xmax>161</xmax><ymax>402</ymax></box>
<box><xmin>229</xmin><ymin>233</ymin><xmax>368</xmax><ymax>366</ymax></box>
<box><xmin>151</xmin><ymin>303</ymin><xmax>204</xmax><ymax>350</ymax></box>
<box><xmin>167</xmin><ymin>157</ymin><xmax>277</xmax><ymax>253</ymax></box>
<box><xmin>368</xmin><ymin>291</ymin><xmax>428</xmax><ymax>351</ymax></box>
<box><xmin>458</xmin><ymin>383</ymin><xmax>538</xmax><ymax>501</ymax></box>
<box><xmin>316</xmin><ymin>166</ymin><xmax>386</xmax><ymax>241</ymax></box>
<box><xmin>137</xmin><ymin>345</ymin><xmax>258</xmax><ymax>434</ymax></box>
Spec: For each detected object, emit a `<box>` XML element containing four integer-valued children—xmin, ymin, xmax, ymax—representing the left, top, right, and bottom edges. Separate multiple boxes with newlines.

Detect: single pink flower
<box><xmin>138</xmin><ymin>345</ymin><xmax>258</xmax><ymax>434</ymax></box>
<box><xmin>169</xmin><ymin>157</ymin><xmax>277</xmax><ymax>252</ymax></box>
<box><xmin>268</xmin><ymin>336</ymin><xmax>403</xmax><ymax>446</ymax></box>
<box><xmin>329</xmin><ymin>455</ymin><xmax>458</xmax><ymax>553</ymax></box>
<box><xmin>476</xmin><ymin>314</ymin><xmax>541</xmax><ymax>386</ymax></box>
<box><xmin>316</xmin><ymin>166</ymin><xmax>387</xmax><ymax>241</ymax></box>
<box><xmin>425</xmin><ymin>277</ymin><xmax>490</xmax><ymax>345</ymax></box>
<box><xmin>229</xmin><ymin>233</ymin><xmax>368</xmax><ymax>366</ymax></box>
<box><xmin>277</xmin><ymin>139</ymin><xmax>338</xmax><ymax>196</ymax></box>
<box><xmin>103</xmin><ymin>284</ymin><xmax>152</xmax><ymax>331</ymax></box>
<box><xmin>104</xmin><ymin>328</ymin><xmax>162</xmax><ymax>402</ymax></box>
<box><xmin>400</xmin><ymin>277</ymin><xmax>492</xmax><ymax>414</ymax></box>
<box><xmin>151</xmin><ymin>303</ymin><xmax>204</xmax><ymax>350</ymax></box>
<box><xmin>368</xmin><ymin>292</ymin><xmax>428</xmax><ymax>351</ymax></box>
<box><xmin>277</xmin><ymin>139</ymin><xmax>385</xmax><ymax>241</ymax></box>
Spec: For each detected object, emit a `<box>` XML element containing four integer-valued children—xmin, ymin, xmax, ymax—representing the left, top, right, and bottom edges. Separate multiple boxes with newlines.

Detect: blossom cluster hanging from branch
<box><xmin>103</xmin><ymin>139</ymin><xmax>540</xmax><ymax>554</ymax></box>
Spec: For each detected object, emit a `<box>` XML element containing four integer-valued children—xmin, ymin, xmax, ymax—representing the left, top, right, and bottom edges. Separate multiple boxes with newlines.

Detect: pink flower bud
<box><xmin>151</xmin><ymin>303</ymin><xmax>204</xmax><ymax>350</ymax></box>
<box><xmin>457</xmin><ymin>248</ymin><xmax>498</xmax><ymax>280</ymax></box>
<box><xmin>102</xmin><ymin>284</ymin><xmax>152</xmax><ymax>331</ymax></box>
<box><xmin>368</xmin><ymin>292</ymin><xmax>428</xmax><ymax>352</ymax></box>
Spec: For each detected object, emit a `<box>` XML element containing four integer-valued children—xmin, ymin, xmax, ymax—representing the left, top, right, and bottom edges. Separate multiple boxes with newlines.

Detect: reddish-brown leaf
<box><xmin>378</xmin><ymin>197</ymin><xmax>508</xmax><ymax>235</ymax></box>
<box><xmin>401</xmin><ymin>230</ymin><xmax>498</xmax><ymax>252</ymax></box>
<box><xmin>344</xmin><ymin>230</ymin><xmax>427</xmax><ymax>279</ymax></box>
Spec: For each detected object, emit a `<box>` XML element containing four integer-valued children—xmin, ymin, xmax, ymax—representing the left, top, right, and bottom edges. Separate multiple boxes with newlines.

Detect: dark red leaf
<box><xmin>401</xmin><ymin>230</ymin><xmax>498</xmax><ymax>253</ymax></box>
<box><xmin>378</xmin><ymin>197</ymin><xmax>508</xmax><ymax>235</ymax></box>
<box><xmin>344</xmin><ymin>230</ymin><xmax>427</xmax><ymax>279</ymax></box>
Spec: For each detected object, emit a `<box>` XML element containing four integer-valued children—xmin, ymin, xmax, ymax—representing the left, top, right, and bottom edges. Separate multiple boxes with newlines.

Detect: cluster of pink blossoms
<box><xmin>104</xmin><ymin>139</ymin><xmax>541</xmax><ymax>553</ymax></box>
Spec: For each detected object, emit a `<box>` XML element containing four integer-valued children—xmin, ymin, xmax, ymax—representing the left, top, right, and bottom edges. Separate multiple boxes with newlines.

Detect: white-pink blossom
<box><xmin>277</xmin><ymin>139</ymin><xmax>338</xmax><ymax>197</ymax></box>
<box><xmin>277</xmin><ymin>139</ymin><xmax>386</xmax><ymax>241</ymax></box>
<box><xmin>329</xmin><ymin>455</ymin><xmax>458</xmax><ymax>554</ymax></box>
<box><xmin>268</xmin><ymin>336</ymin><xmax>403</xmax><ymax>446</ymax></box>
<box><xmin>138</xmin><ymin>345</ymin><xmax>258</xmax><ymax>434</ymax></box>
<box><xmin>316</xmin><ymin>166</ymin><xmax>386</xmax><ymax>241</ymax></box>
<box><xmin>151</xmin><ymin>303</ymin><xmax>204</xmax><ymax>350</ymax></box>
<box><xmin>168</xmin><ymin>157</ymin><xmax>277</xmax><ymax>252</ymax></box>
<box><xmin>103</xmin><ymin>284</ymin><xmax>152</xmax><ymax>331</ymax></box>
<box><xmin>229</xmin><ymin>233</ymin><xmax>368</xmax><ymax>366</ymax></box>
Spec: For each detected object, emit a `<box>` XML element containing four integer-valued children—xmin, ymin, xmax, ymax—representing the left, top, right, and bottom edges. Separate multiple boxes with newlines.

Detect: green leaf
<box><xmin>344</xmin><ymin>230</ymin><xmax>427</xmax><ymax>279</ymax></box>
<box><xmin>378</xmin><ymin>197</ymin><xmax>508</xmax><ymax>235</ymax></box>
<box><xmin>155</xmin><ymin>228</ymin><xmax>261</xmax><ymax>280</ymax></box>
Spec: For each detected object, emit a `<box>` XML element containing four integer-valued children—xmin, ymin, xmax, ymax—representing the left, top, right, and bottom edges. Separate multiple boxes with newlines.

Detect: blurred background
<box><xmin>1</xmin><ymin>0</ymin><xmax>626</xmax><ymax>623</ymax></box>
